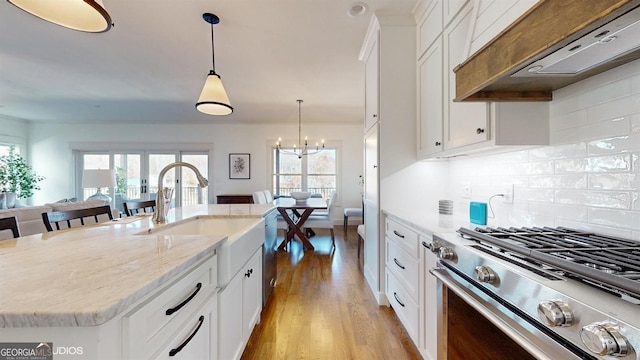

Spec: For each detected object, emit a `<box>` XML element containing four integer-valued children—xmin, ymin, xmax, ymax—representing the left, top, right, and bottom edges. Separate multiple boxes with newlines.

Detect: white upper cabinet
<box><xmin>364</xmin><ymin>34</ymin><xmax>380</xmax><ymax>133</ymax></box>
<box><xmin>444</xmin><ymin>3</ymin><xmax>490</xmax><ymax>149</ymax></box>
<box><xmin>417</xmin><ymin>36</ymin><xmax>443</xmax><ymax>158</ymax></box>
<box><xmin>416</xmin><ymin>0</ymin><xmax>443</xmax><ymax>58</ymax></box>
<box><xmin>415</xmin><ymin>0</ymin><xmax>548</xmax><ymax>159</ymax></box>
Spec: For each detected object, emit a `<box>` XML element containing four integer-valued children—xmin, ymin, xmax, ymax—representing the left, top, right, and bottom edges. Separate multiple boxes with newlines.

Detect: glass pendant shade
<box><xmin>8</xmin><ymin>0</ymin><xmax>112</xmax><ymax>33</ymax></box>
<box><xmin>196</xmin><ymin>71</ymin><xmax>233</xmax><ymax>116</ymax></box>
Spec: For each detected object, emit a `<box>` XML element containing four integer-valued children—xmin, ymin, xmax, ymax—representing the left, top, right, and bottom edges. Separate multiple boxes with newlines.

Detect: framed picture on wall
<box><xmin>229</xmin><ymin>153</ymin><xmax>250</xmax><ymax>179</ymax></box>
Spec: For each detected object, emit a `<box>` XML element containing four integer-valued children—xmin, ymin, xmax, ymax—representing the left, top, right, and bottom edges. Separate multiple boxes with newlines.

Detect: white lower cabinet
<box><xmin>384</xmin><ymin>218</ymin><xmax>421</xmax><ymax>348</ymax></box>
<box><xmin>155</xmin><ymin>296</ymin><xmax>217</xmax><ymax>360</ymax></box>
<box><xmin>218</xmin><ymin>248</ymin><xmax>262</xmax><ymax>360</ymax></box>
<box><xmin>123</xmin><ymin>256</ymin><xmax>218</xmax><ymax>359</ymax></box>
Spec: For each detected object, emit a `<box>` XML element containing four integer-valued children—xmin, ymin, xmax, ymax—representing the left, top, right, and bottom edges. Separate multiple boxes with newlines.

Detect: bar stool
<box><xmin>343</xmin><ymin>207</ymin><xmax>363</xmax><ymax>228</ymax></box>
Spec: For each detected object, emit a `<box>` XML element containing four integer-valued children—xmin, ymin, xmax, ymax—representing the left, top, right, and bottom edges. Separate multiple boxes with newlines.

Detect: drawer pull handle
<box><xmin>245</xmin><ymin>268</ymin><xmax>253</xmax><ymax>278</ymax></box>
<box><xmin>166</xmin><ymin>282</ymin><xmax>202</xmax><ymax>316</ymax></box>
<box><xmin>393</xmin><ymin>258</ymin><xmax>405</xmax><ymax>270</ymax></box>
<box><xmin>169</xmin><ymin>315</ymin><xmax>205</xmax><ymax>357</ymax></box>
<box><xmin>393</xmin><ymin>292</ymin><xmax>405</xmax><ymax>307</ymax></box>
<box><xmin>393</xmin><ymin>230</ymin><xmax>405</xmax><ymax>238</ymax></box>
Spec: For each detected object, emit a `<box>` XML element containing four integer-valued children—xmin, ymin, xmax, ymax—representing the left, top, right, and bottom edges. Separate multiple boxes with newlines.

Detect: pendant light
<box><xmin>277</xmin><ymin>100</ymin><xmax>324</xmax><ymax>159</ymax></box>
<box><xmin>196</xmin><ymin>13</ymin><xmax>233</xmax><ymax>116</ymax></box>
<box><xmin>7</xmin><ymin>0</ymin><xmax>112</xmax><ymax>33</ymax></box>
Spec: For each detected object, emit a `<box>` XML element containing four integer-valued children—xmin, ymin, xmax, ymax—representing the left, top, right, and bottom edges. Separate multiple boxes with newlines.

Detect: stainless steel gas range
<box><xmin>428</xmin><ymin>226</ymin><xmax>640</xmax><ymax>360</ymax></box>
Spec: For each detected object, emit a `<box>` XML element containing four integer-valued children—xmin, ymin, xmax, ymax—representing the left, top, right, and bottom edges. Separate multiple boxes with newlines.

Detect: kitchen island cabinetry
<box><xmin>218</xmin><ymin>248</ymin><xmax>262</xmax><ymax>360</ymax></box>
<box><xmin>123</xmin><ymin>255</ymin><xmax>219</xmax><ymax>359</ymax></box>
<box><xmin>360</xmin><ymin>13</ymin><xmax>416</xmax><ymax>304</ymax></box>
<box><xmin>0</xmin><ymin>204</ymin><xmax>274</xmax><ymax>360</ymax></box>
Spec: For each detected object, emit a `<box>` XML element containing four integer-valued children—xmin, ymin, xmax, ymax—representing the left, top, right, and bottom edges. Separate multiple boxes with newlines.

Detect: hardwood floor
<box><xmin>241</xmin><ymin>226</ymin><xmax>422</xmax><ymax>360</ymax></box>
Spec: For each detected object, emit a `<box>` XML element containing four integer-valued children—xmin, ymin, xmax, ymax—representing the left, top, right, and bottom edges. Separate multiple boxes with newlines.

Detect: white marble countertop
<box><xmin>382</xmin><ymin>207</ymin><xmax>481</xmax><ymax>238</ymax></box>
<box><xmin>0</xmin><ymin>204</ymin><xmax>275</xmax><ymax>328</ymax></box>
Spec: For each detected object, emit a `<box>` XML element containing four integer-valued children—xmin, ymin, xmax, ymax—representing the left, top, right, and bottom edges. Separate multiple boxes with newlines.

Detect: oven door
<box><xmin>430</xmin><ymin>266</ymin><xmax>595</xmax><ymax>360</ymax></box>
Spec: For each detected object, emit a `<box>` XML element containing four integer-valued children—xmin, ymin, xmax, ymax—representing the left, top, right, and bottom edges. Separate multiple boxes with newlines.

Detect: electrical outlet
<box><xmin>502</xmin><ymin>184</ymin><xmax>514</xmax><ymax>203</ymax></box>
<box><xmin>461</xmin><ymin>183</ymin><xmax>471</xmax><ymax>199</ymax></box>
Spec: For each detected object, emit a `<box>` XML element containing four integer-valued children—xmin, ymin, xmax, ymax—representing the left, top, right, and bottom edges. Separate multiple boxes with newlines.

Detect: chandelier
<box><xmin>277</xmin><ymin>100</ymin><xmax>324</xmax><ymax>159</ymax></box>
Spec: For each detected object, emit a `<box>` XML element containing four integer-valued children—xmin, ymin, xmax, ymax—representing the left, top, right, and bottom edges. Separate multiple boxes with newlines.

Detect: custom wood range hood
<box><xmin>454</xmin><ymin>0</ymin><xmax>640</xmax><ymax>102</ymax></box>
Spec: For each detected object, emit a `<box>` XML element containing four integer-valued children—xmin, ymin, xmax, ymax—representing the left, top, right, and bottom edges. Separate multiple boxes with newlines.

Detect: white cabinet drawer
<box><xmin>386</xmin><ymin>239</ymin><xmax>419</xmax><ymax>303</ymax></box>
<box><xmin>385</xmin><ymin>269</ymin><xmax>419</xmax><ymax>342</ymax></box>
<box><xmin>153</xmin><ymin>295</ymin><xmax>216</xmax><ymax>360</ymax></box>
<box><xmin>385</xmin><ymin>218</ymin><xmax>419</xmax><ymax>258</ymax></box>
<box><xmin>123</xmin><ymin>255</ymin><xmax>217</xmax><ymax>360</ymax></box>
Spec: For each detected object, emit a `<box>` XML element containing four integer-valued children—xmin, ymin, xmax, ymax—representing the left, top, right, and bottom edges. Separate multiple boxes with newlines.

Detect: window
<box><xmin>272</xmin><ymin>148</ymin><xmax>337</xmax><ymax>199</ymax></box>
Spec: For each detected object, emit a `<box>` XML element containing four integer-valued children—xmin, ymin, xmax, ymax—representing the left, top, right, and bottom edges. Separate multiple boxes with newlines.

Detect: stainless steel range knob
<box><xmin>580</xmin><ymin>323</ymin><xmax>631</xmax><ymax>356</ymax></box>
<box><xmin>537</xmin><ymin>300</ymin><xmax>573</xmax><ymax>327</ymax></box>
<box><xmin>438</xmin><ymin>247</ymin><xmax>455</xmax><ymax>260</ymax></box>
<box><xmin>428</xmin><ymin>240</ymin><xmax>442</xmax><ymax>253</ymax></box>
<box><xmin>474</xmin><ymin>265</ymin><xmax>497</xmax><ymax>283</ymax></box>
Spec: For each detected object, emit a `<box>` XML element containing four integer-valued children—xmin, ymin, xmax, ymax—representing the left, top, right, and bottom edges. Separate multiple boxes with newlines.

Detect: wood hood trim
<box><xmin>454</xmin><ymin>0</ymin><xmax>640</xmax><ymax>102</ymax></box>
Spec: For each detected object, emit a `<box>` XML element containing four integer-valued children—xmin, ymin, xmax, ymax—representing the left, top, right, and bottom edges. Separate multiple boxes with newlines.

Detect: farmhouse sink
<box><xmin>139</xmin><ymin>217</ymin><xmax>264</xmax><ymax>287</ymax></box>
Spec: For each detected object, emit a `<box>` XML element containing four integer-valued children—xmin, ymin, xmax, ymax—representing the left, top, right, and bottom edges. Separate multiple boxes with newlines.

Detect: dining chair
<box><xmin>303</xmin><ymin>192</ymin><xmax>337</xmax><ymax>248</ymax></box>
<box><xmin>0</xmin><ymin>216</ymin><xmax>21</xmax><ymax>239</ymax></box>
<box><xmin>123</xmin><ymin>200</ymin><xmax>156</xmax><ymax>216</ymax></box>
<box><xmin>262</xmin><ymin>190</ymin><xmax>274</xmax><ymax>203</ymax></box>
<box><xmin>252</xmin><ymin>190</ymin><xmax>267</xmax><ymax>204</ymax></box>
<box><xmin>42</xmin><ymin>205</ymin><xmax>114</xmax><ymax>232</ymax></box>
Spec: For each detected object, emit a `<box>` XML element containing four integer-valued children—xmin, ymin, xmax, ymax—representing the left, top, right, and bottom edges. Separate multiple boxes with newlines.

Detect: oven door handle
<box><xmin>429</xmin><ymin>268</ymin><xmax>559</xmax><ymax>360</ymax></box>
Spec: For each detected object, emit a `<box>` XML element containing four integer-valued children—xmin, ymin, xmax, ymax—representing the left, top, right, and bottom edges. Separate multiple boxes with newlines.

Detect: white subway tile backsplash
<box><xmin>558</xmin><ymin>174</ymin><xmax>587</xmax><ymax>189</ymax></box>
<box><xmin>529</xmin><ymin>202</ymin><xmax>587</xmax><ymax>222</ymax></box>
<box><xmin>588</xmin><ymin>134</ymin><xmax>640</xmax><ymax>154</ymax></box>
<box><xmin>588</xmin><ymin>207</ymin><xmax>640</xmax><ymax>230</ymax></box>
<box><xmin>589</xmin><ymin>173</ymin><xmax>638</xmax><ymax>190</ymax></box>
<box><xmin>528</xmin><ymin>143</ymin><xmax>586</xmax><ymax>160</ymax></box>
<box><xmin>631</xmin><ymin>114</ymin><xmax>640</xmax><ymax>134</ymax></box>
<box><xmin>551</xmin><ymin>116</ymin><xmax>630</xmax><ymax>145</ymax></box>
<box><xmin>588</xmin><ymin>98</ymin><xmax>638</xmax><ymax>125</ymax></box>
<box><xmin>555</xmin><ymin>158</ymin><xmax>586</xmax><ymax>173</ymax></box>
<box><xmin>442</xmin><ymin>61</ymin><xmax>640</xmax><ymax>239</ymax></box>
<box><xmin>526</xmin><ymin>160</ymin><xmax>554</xmax><ymax>174</ymax></box>
<box><xmin>585</xmin><ymin>154</ymin><xmax>632</xmax><ymax>172</ymax></box>
<box><xmin>528</xmin><ymin>175</ymin><xmax>558</xmax><ymax>188</ymax></box>
<box><xmin>585</xmin><ymin>191</ymin><xmax>631</xmax><ymax>209</ymax></box>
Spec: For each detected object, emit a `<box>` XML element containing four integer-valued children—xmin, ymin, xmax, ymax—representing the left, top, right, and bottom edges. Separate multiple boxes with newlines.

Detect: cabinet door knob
<box><xmin>435</xmin><ymin>141</ymin><xmax>441</xmax><ymax>146</ymax></box>
<box><xmin>476</xmin><ymin>128</ymin><xmax>485</xmax><ymax>134</ymax></box>
<box><xmin>373</xmin><ymin>114</ymin><xmax>377</xmax><ymax>118</ymax></box>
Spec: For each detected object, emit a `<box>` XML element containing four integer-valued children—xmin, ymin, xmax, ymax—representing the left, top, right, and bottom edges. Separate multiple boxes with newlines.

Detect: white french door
<box><xmin>78</xmin><ymin>150</ymin><xmax>209</xmax><ymax>215</ymax></box>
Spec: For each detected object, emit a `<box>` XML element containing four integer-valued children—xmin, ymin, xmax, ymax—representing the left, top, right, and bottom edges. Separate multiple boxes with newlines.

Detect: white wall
<box><xmin>0</xmin><ymin>115</ymin><xmax>29</xmax><ymax>154</ymax></box>
<box><xmin>413</xmin><ymin>60</ymin><xmax>640</xmax><ymax>240</ymax></box>
<box><xmin>26</xmin><ymin>122</ymin><xmax>364</xmax><ymax>222</ymax></box>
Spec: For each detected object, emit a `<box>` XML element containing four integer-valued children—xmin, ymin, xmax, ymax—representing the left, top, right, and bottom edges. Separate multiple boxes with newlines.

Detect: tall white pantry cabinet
<box><xmin>359</xmin><ymin>14</ymin><xmax>416</xmax><ymax>305</ymax></box>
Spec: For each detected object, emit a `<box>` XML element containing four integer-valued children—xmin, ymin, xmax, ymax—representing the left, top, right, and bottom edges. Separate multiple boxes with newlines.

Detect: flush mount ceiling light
<box><xmin>347</xmin><ymin>2</ymin><xmax>369</xmax><ymax>17</ymax></box>
<box><xmin>277</xmin><ymin>100</ymin><xmax>324</xmax><ymax>159</ymax></box>
<box><xmin>196</xmin><ymin>13</ymin><xmax>233</xmax><ymax>116</ymax></box>
<box><xmin>7</xmin><ymin>0</ymin><xmax>112</xmax><ymax>32</ymax></box>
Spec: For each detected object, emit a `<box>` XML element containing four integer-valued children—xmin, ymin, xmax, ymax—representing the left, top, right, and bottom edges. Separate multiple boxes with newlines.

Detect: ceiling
<box><xmin>0</xmin><ymin>0</ymin><xmax>417</xmax><ymax>125</ymax></box>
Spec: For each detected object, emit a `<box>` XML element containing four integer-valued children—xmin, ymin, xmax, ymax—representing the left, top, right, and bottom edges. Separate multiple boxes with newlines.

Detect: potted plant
<box><xmin>0</xmin><ymin>146</ymin><xmax>45</xmax><ymax>205</ymax></box>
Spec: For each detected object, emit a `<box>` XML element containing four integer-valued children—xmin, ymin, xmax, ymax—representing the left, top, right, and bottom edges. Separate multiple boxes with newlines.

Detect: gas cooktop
<box><xmin>458</xmin><ymin>226</ymin><xmax>640</xmax><ymax>302</ymax></box>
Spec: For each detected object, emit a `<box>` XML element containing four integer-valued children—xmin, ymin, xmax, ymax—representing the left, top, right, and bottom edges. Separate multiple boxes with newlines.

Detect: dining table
<box><xmin>274</xmin><ymin>197</ymin><xmax>327</xmax><ymax>251</ymax></box>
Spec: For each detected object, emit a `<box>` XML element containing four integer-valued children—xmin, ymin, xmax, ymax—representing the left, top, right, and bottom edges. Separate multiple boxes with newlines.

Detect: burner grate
<box><xmin>458</xmin><ymin>226</ymin><xmax>640</xmax><ymax>299</ymax></box>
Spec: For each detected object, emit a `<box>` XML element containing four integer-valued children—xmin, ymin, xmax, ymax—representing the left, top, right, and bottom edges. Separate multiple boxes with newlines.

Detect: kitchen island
<box><xmin>0</xmin><ymin>203</ymin><xmax>274</xmax><ymax>359</ymax></box>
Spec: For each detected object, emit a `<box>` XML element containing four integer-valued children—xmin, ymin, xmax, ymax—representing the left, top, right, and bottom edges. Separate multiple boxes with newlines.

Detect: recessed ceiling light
<box><xmin>347</xmin><ymin>2</ymin><xmax>368</xmax><ymax>17</ymax></box>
